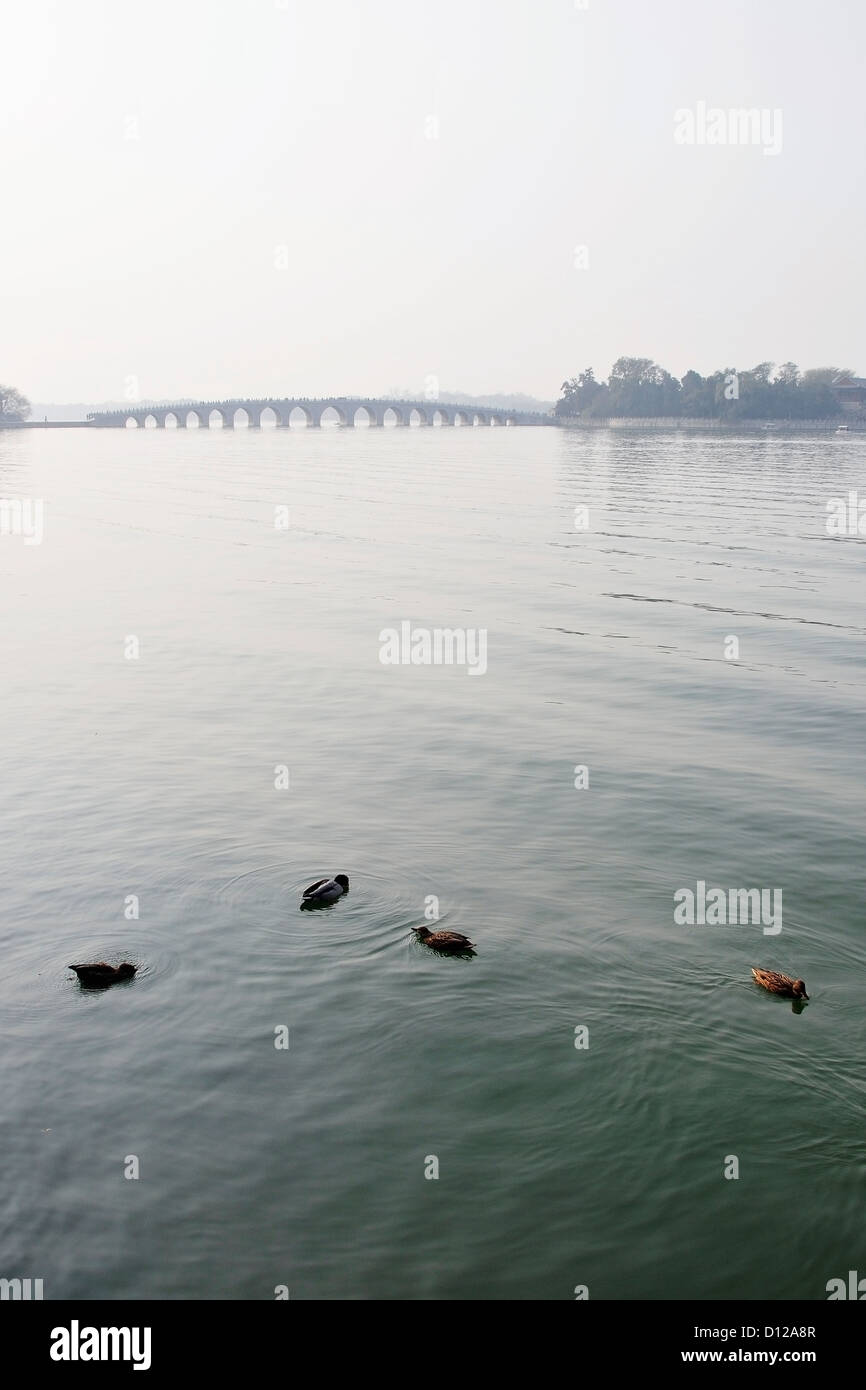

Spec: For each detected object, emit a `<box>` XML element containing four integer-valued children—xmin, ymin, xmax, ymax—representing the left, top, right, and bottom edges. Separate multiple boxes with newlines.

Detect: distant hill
<box><xmin>440</xmin><ymin>391</ymin><xmax>554</xmax><ymax>413</ymax></box>
<box><xmin>31</xmin><ymin>403</ymin><xmax>99</xmax><ymax>422</ymax></box>
<box><xmin>384</xmin><ymin>390</ymin><xmax>554</xmax><ymax>412</ymax></box>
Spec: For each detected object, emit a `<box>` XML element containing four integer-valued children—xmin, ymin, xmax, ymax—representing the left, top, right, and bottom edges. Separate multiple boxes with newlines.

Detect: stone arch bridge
<box><xmin>88</xmin><ymin>397</ymin><xmax>553</xmax><ymax>429</ymax></box>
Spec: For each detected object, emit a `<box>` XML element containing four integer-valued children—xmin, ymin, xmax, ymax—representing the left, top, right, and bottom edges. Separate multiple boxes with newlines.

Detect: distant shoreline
<box><xmin>0</xmin><ymin>420</ymin><xmax>94</xmax><ymax>429</ymax></box>
<box><xmin>556</xmin><ymin>416</ymin><xmax>861</xmax><ymax>433</ymax></box>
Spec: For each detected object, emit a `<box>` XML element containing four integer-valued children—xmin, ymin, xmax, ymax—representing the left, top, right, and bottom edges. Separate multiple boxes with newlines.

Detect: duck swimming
<box><xmin>413</xmin><ymin>927</ymin><xmax>475</xmax><ymax>954</ymax></box>
<box><xmin>300</xmin><ymin>874</ymin><xmax>349</xmax><ymax>908</ymax></box>
<box><xmin>69</xmin><ymin>962</ymin><xmax>137</xmax><ymax>988</ymax></box>
<box><xmin>751</xmin><ymin>968</ymin><xmax>808</xmax><ymax>1000</ymax></box>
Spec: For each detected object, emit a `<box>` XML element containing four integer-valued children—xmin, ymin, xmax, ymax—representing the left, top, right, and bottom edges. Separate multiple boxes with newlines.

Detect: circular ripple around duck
<box><xmin>0</xmin><ymin>925</ymin><xmax>181</xmax><ymax>1042</ymax></box>
<box><xmin>212</xmin><ymin>849</ymin><xmax>437</xmax><ymax>966</ymax></box>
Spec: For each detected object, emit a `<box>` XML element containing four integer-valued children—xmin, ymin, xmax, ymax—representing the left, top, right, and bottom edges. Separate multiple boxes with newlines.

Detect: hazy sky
<box><xmin>3</xmin><ymin>0</ymin><xmax>864</xmax><ymax>403</ymax></box>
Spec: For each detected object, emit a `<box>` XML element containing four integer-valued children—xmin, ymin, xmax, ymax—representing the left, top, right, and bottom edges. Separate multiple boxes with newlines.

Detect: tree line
<box><xmin>556</xmin><ymin>360</ymin><xmax>855</xmax><ymax>420</ymax></box>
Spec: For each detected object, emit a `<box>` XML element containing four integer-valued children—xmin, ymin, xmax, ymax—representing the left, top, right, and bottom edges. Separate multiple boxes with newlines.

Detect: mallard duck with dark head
<box><xmin>300</xmin><ymin>874</ymin><xmax>349</xmax><ymax>909</ymax></box>
<box><xmin>69</xmin><ymin>962</ymin><xmax>137</xmax><ymax>988</ymax></box>
<box><xmin>752</xmin><ymin>968</ymin><xmax>808</xmax><ymax>1000</ymax></box>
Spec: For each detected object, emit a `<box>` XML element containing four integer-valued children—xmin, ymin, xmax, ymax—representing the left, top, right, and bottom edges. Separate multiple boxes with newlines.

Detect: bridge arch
<box><xmin>185</xmin><ymin>410</ymin><xmax>204</xmax><ymax>428</ymax></box>
<box><xmin>164</xmin><ymin>411</ymin><xmax>180</xmax><ymax>429</ymax></box>
<box><xmin>143</xmin><ymin>413</ymin><xmax>158</xmax><ymax>429</ymax></box>
<box><xmin>207</xmin><ymin>408</ymin><xmax>228</xmax><ymax>428</ymax></box>
<box><xmin>124</xmin><ymin>415</ymin><xmax>140</xmax><ymax>428</ymax></box>
<box><xmin>431</xmin><ymin>407</ymin><xmax>452</xmax><ymax>426</ymax></box>
<box><xmin>453</xmin><ymin>409</ymin><xmax>471</xmax><ymax>427</ymax></box>
<box><xmin>408</xmin><ymin>406</ymin><xmax>429</xmax><ymax>427</ymax></box>
<box><xmin>259</xmin><ymin>405</ymin><xmax>283</xmax><ymax>428</ymax></box>
<box><xmin>381</xmin><ymin>405</ymin><xmax>405</xmax><ymax>427</ymax></box>
<box><xmin>288</xmin><ymin>404</ymin><xmax>313</xmax><ymax>428</ymax></box>
<box><xmin>232</xmin><ymin>406</ymin><xmax>252</xmax><ymax>428</ymax></box>
<box><xmin>318</xmin><ymin>402</ymin><xmax>348</xmax><ymax>427</ymax></box>
<box><xmin>352</xmin><ymin>404</ymin><xmax>377</xmax><ymax>427</ymax></box>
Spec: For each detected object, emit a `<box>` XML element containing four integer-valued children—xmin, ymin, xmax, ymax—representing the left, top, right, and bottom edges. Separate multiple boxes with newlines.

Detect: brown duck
<box><xmin>69</xmin><ymin>962</ymin><xmax>137</xmax><ymax>988</ymax></box>
<box><xmin>413</xmin><ymin>927</ymin><xmax>475</xmax><ymax>954</ymax></box>
<box><xmin>751</xmin><ymin>968</ymin><xmax>808</xmax><ymax>1000</ymax></box>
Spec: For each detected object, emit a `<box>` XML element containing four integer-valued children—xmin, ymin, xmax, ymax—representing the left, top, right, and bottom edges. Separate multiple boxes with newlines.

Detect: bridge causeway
<box><xmin>87</xmin><ymin>397</ymin><xmax>553</xmax><ymax>429</ymax></box>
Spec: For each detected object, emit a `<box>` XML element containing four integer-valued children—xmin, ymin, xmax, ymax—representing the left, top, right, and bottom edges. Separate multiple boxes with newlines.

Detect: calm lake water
<box><xmin>1</xmin><ymin>423</ymin><xmax>863</xmax><ymax>1300</ymax></box>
